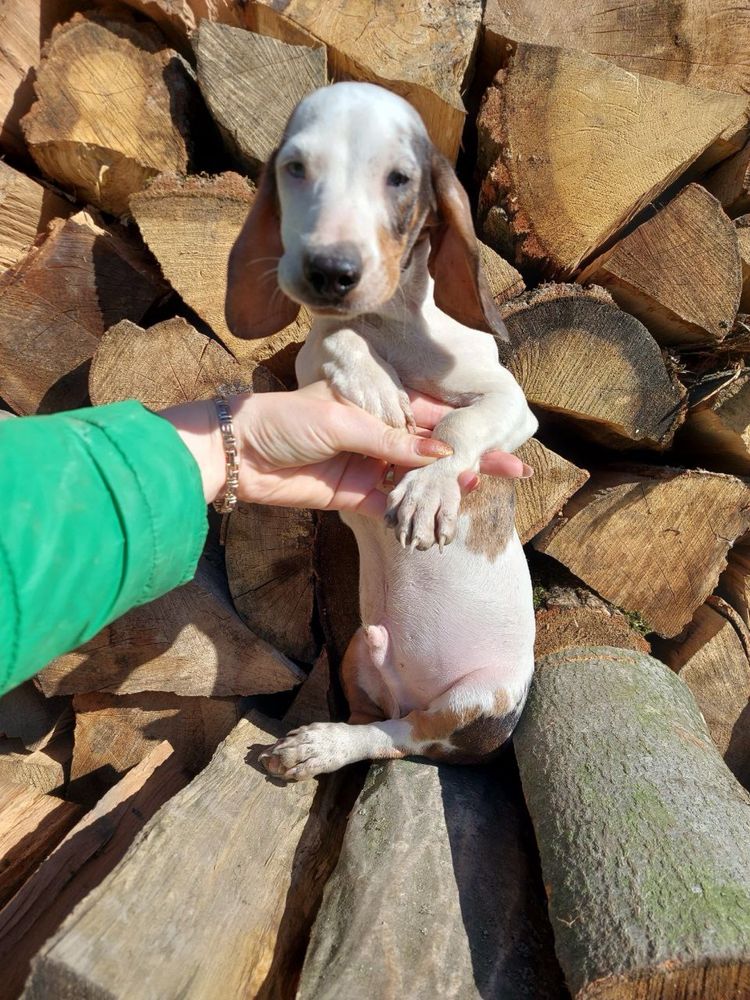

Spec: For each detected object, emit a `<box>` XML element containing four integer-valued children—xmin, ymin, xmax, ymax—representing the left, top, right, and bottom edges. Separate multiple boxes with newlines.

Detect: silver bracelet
<box><xmin>212</xmin><ymin>397</ymin><xmax>240</xmax><ymax>514</ymax></box>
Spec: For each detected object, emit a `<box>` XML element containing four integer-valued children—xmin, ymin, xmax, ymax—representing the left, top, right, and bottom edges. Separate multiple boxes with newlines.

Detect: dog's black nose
<box><xmin>303</xmin><ymin>246</ymin><xmax>362</xmax><ymax>301</ymax></box>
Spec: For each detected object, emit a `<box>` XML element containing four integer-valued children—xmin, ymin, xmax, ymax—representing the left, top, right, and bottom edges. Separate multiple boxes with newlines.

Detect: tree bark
<box><xmin>477</xmin><ymin>43</ymin><xmax>748</xmax><ymax>277</ymax></box>
<box><xmin>514</xmin><ymin>645</ymin><xmax>750</xmax><ymax>999</ymax></box>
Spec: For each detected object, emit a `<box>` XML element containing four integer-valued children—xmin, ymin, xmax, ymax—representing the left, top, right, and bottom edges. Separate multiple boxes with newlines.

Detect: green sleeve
<box><xmin>0</xmin><ymin>401</ymin><xmax>208</xmax><ymax>695</ymax></box>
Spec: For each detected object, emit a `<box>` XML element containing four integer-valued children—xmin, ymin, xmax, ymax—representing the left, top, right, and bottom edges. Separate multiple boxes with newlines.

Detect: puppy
<box><xmin>226</xmin><ymin>82</ymin><xmax>538</xmax><ymax>779</ymax></box>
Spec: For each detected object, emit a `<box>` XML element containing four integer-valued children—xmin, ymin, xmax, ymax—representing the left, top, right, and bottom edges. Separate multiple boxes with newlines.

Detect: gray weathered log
<box><xmin>298</xmin><ymin>756</ymin><xmax>564</xmax><ymax>999</ymax></box>
<box><xmin>514</xmin><ymin>646</ymin><xmax>750</xmax><ymax>999</ymax></box>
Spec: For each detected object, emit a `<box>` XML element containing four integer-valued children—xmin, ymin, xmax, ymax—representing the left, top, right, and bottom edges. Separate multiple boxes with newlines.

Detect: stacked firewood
<box><xmin>2</xmin><ymin>1</ymin><xmax>750</xmax><ymax>997</ymax></box>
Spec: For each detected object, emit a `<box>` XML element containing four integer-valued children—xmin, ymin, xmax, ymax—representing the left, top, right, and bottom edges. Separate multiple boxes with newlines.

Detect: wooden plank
<box><xmin>298</xmin><ymin>757</ymin><xmax>565</xmax><ymax>999</ymax></box>
<box><xmin>23</xmin><ymin>711</ymin><xmax>359</xmax><ymax>1000</ymax></box>
<box><xmin>38</xmin><ymin>556</ymin><xmax>303</xmax><ymax>698</ymax></box>
<box><xmin>0</xmin><ymin>780</ymin><xmax>81</xmax><ymax>909</ymax></box>
<box><xmin>0</xmin><ymin>742</ymin><xmax>186</xmax><ymax>1000</ymax></box>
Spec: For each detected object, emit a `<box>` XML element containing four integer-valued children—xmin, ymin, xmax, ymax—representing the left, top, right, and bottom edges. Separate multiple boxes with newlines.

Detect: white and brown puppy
<box><xmin>226</xmin><ymin>82</ymin><xmax>538</xmax><ymax>779</ymax></box>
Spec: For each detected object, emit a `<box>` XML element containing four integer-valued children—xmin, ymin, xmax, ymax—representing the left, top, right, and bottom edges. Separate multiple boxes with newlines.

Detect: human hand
<box><xmin>162</xmin><ymin>381</ymin><xmax>532</xmax><ymax>516</ymax></box>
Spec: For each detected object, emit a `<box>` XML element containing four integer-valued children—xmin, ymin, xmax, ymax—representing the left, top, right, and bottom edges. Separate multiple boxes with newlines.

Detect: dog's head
<box><xmin>226</xmin><ymin>81</ymin><xmax>505</xmax><ymax>339</ymax></box>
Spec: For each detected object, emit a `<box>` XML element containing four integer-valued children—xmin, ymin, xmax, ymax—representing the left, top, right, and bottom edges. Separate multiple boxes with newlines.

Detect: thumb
<box><xmin>337</xmin><ymin>408</ymin><xmax>453</xmax><ymax>467</ymax></box>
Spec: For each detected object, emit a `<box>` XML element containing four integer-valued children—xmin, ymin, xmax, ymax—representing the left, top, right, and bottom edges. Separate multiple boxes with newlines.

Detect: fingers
<box><xmin>479</xmin><ymin>451</ymin><xmax>534</xmax><ymax>478</ymax></box>
<box><xmin>406</xmin><ymin>390</ymin><xmax>454</xmax><ymax>429</ymax></box>
<box><xmin>331</xmin><ymin>405</ymin><xmax>454</xmax><ymax>467</ymax></box>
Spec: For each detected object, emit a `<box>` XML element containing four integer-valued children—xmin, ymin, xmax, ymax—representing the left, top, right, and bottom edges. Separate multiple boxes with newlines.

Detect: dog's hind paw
<box><xmin>385</xmin><ymin>464</ymin><xmax>461</xmax><ymax>551</ymax></box>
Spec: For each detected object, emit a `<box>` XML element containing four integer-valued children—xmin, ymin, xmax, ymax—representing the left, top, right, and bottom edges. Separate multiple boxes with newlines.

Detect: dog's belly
<box><xmin>341</xmin><ymin>510</ymin><xmax>535</xmax><ymax>713</ymax></box>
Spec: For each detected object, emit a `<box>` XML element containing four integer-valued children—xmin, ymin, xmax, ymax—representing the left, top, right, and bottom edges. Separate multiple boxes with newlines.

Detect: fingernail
<box><xmin>464</xmin><ymin>473</ymin><xmax>480</xmax><ymax>492</ymax></box>
<box><xmin>417</xmin><ymin>438</ymin><xmax>453</xmax><ymax>458</ymax></box>
<box><xmin>521</xmin><ymin>464</ymin><xmax>534</xmax><ymax>479</ymax></box>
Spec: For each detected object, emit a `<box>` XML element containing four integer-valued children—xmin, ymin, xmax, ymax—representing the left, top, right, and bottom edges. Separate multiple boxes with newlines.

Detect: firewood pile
<box><xmin>2</xmin><ymin>1</ymin><xmax>750</xmax><ymax>997</ymax></box>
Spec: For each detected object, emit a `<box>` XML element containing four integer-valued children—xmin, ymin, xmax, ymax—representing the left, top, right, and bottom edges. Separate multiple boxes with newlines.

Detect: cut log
<box><xmin>705</xmin><ymin>143</ymin><xmax>750</xmax><ymax>217</ymax></box>
<box><xmin>194</xmin><ymin>21</ymin><xmax>326</xmax><ymax>174</ymax></box>
<box><xmin>678</xmin><ymin>368</ymin><xmax>750</xmax><ymax>476</ymax></box>
<box><xmin>314</xmin><ymin>511</ymin><xmax>360</xmax><ymax>673</ymax></box>
<box><xmin>0</xmin><ymin>209</ymin><xmax>165</xmax><ymax>415</ymax></box>
<box><xmin>481</xmin><ymin>1</ymin><xmax>750</xmax><ymax>98</ymax></box>
<box><xmin>89</xmin><ymin>317</ymin><xmax>260</xmax><ymax>409</ymax></box>
<box><xmin>0</xmin><ymin>162</ymin><xmax>71</xmax><ymax>273</ymax></box>
<box><xmin>225</xmin><ymin>502</ymin><xmax>318</xmax><ymax>664</ymax></box>
<box><xmin>515</xmin><ymin>438</ymin><xmax>589</xmax><ymax>544</ymax></box>
<box><xmin>0</xmin><ymin>780</ymin><xmax>81</xmax><ymax>909</ymax></box>
<box><xmin>0</xmin><ymin>734</ymin><xmax>71</xmax><ymax>795</ymax></box>
<box><xmin>514</xmin><ymin>646</ymin><xmax>750</xmax><ymax>999</ymax></box>
<box><xmin>531</xmin><ymin>567</ymin><xmax>651</xmax><ymax>660</ymax></box>
<box><xmin>534</xmin><ymin>466</ymin><xmax>750</xmax><ymax>637</ymax></box>
<box><xmin>68</xmin><ymin>692</ymin><xmax>244</xmax><ymax>804</ymax></box>
<box><xmin>130</xmin><ymin>171</ymin><xmax>311</xmax><ymax>380</ymax></box>
<box><xmin>21</xmin><ymin>13</ymin><xmax>200</xmax><ymax>217</ymax></box>
<box><xmin>298</xmin><ymin>757</ymin><xmax>564</xmax><ymax>1000</ymax></box>
<box><xmin>502</xmin><ymin>284</ymin><xmax>686</xmax><ymax>449</ymax></box>
<box><xmin>580</xmin><ymin>184</ymin><xmax>742</xmax><ymax>347</ymax></box>
<box><xmin>238</xmin><ymin>0</ymin><xmax>483</xmax><ymax>161</ymax></box>
<box><xmin>654</xmin><ymin>596</ymin><xmax>750</xmax><ymax>788</ymax></box>
<box><xmin>479</xmin><ymin>239</ymin><xmax>525</xmax><ymax>305</ymax></box>
<box><xmin>0</xmin><ymin>683</ymin><xmax>70</xmax><ymax>752</ymax></box>
<box><xmin>0</xmin><ymin>0</ymin><xmax>79</xmax><ymax>160</ymax></box>
<box><xmin>738</xmin><ymin>215</ymin><xmax>750</xmax><ymax>311</ymax></box>
<box><xmin>477</xmin><ymin>43</ymin><xmax>749</xmax><ymax>277</ymax></box>
<box><xmin>38</xmin><ymin>555</ymin><xmax>303</xmax><ymax>698</ymax></box>
<box><xmin>0</xmin><ymin>742</ymin><xmax>185</xmax><ymax>1000</ymax></box>
<box><xmin>283</xmin><ymin>650</ymin><xmax>333</xmax><ymax>730</ymax></box>
<box><xmin>23</xmin><ymin>711</ymin><xmax>359</xmax><ymax>1000</ymax></box>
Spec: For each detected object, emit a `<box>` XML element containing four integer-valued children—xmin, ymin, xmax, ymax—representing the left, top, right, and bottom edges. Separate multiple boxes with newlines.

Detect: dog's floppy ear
<box><xmin>225</xmin><ymin>152</ymin><xmax>300</xmax><ymax>340</ymax></box>
<box><xmin>427</xmin><ymin>152</ymin><xmax>509</xmax><ymax>341</ymax></box>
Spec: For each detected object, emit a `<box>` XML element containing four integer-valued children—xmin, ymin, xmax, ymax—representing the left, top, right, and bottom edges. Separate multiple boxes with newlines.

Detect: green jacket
<box><xmin>0</xmin><ymin>402</ymin><xmax>208</xmax><ymax>695</ymax></box>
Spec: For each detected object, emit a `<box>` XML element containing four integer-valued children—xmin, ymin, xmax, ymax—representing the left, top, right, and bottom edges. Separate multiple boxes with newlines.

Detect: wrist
<box><xmin>160</xmin><ymin>400</ymin><xmax>226</xmax><ymax>504</ymax></box>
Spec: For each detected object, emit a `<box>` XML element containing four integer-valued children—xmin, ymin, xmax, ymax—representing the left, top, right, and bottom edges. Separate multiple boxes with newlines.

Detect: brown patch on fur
<box><xmin>409</xmin><ymin>686</ymin><xmax>527</xmax><ymax>764</ymax></box>
<box><xmin>462</xmin><ymin>475</ymin><xmax>517</xmax><ymax>559</ymax></box>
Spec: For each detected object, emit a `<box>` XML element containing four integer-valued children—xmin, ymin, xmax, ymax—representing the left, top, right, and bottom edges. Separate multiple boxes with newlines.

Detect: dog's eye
<box><xmin>286</xmin><ymin>161</ymin><xmax>306</xmax><ymax>179</ymax></box>
<box><xmin>387</xmin><ymin>170</ymin><xmax>411</xmax><ymax>188</ymax></box>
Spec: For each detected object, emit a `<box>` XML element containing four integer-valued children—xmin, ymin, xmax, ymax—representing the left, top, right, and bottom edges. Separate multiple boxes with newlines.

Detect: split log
<box><xmin>720</xmin><ymin>536</ymin><xmax>750</xmax><ymax>630</ymax></box>
<box><xmin>580</xmin><ymin>184</ymin><xmax>742</xmax><ymax>347</ymax></box>
<box><xmin>502</xmin><ymin>285</ymin><xmax>686</xmax><ymax>449</ymax></box>
<box><xmin>678</xmin><ymin>368</ymin><xmax>750</xmax><ymax>476</ymax></box>
<box><xmin>477</xmin><ymin>44</ymin><xmax>749</xmax><ymax>277</ymax></box>
<box><xmin>531</xmin><ymin>567</ymin><xmax>650</xmax><ymax>660</ymax></box>
<box><xmin>0</xmin><ymin>734</ymin><xmax>72</xmax><ymax>796</ymax></box>
<box><xmin>705</xmin><ymin>143</ymin><xmax>750</xmax><ymax>218</ymax></box>
<box><xmin>0</xmin><ymin>742</ymin><xmax>185</xmax><ymax>1000</ymax></box>
<box><xmin>194</xmin><ymin>21</ymin><xmax>326</xmax><ymax>175</ymax></box>
<box><xmin>515</xmin><ymin>438</ymin><xmax>589</xmax><ymax>543</ymax></box>
<box><xmin>0</xmin><ymin>683</ymin><xmax>70</xmax><ymax>752</ymax></box>
<box><xmin>89</xmin><ymin>317</ymin><xmax>260</xmax><ymax>409</ymax></box>
<box><xmin>38</xmin><ymin>555</ymin><xmax>303</xmax><ymax>698</ymax></box>
<box><xmin>298</xmin><ymin>757</ymin><xmax>564</xmax><ymax>1000</ymax></box>
<box><xmin>239</xmin><ymin>0</ymin><xmax>483</xmax><ymax>161</ymax></box>
<box><xmin>21</xmin><ymin>13</ymin><xmax>200</xmax><ymax>217</ymax></box>
<box><xmin>0</xmin><ymin>162</ymin><xmax>70</xmax><ymax>273</ymax></box>
<box><xmin>24</xmin><ymin>711</ymin><xmax>359</xmax><ymax>1000</ymax></box>
<box><xmin>0</xmin><ymin>209</ymin><xmax>165</xmax><ymax>415</ymax></box>
<box><xmin>130</xmin><ymin>172</ymin><xmax>311</xmax><ymax>380</ymax></box>
<box><xmin>534</xmin><ymin>466</ymin><xmax>750</xmax><ymax>638</ymax></box>
<box><xmin>514</xmin><ymin>646</ymin><xmax>750</xmax><ymax>999</ymax></box>
<box><xmin>0</xmin><ymin>0</ymin><xmax>79</xmax><ymax>160</ymax></box>
<box><xmin>481</xmin><ymin>1</ymin><xmax>750</xmax><ymax>97</ymax></box>
<box><xmin>479</xmin><ymin>240</ymin><xmax>525</xmax><ymax>304</ymax></box>
<box><xmin>738</xmin><ymin>215</ymin><xmax>750</xmax><ymax>311</ymax></box>
<box><xmin>654</xmin><ymin>596</ymin><xmax>750</xmax><ymax>788</ymax></box>
<box><xmin>225</xmin><ymin>502</ymin><xmax>318</xmax><ymax>664</ymax></box>
<box><xmin>283</xmin><ymin>650</ymin><xmax>334</xmax><ymax>730</ymax></box>
<box><xmin>0</xmin><ymin>781</ymin><xmax>81</xmax><ymax>909</ymax></box>
<box><xmin>68</xmin><ymin>692</ymin><xmax>244</xmax><ymax>804</ymax></box>
<box><xmin>314</xmin><ymin>511</ymin><xmax>360</xmax><ymax>672</ymax></box>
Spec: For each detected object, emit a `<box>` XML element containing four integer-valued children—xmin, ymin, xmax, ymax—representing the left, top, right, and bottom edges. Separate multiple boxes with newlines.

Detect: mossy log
<box><xmin>514</xmin><ymin>646</ymin><xmax>750</xmax><ymax>999</ymax></box>
<box><xmin>476</xmin><ymin>43</ymin><xmax>748</xmax><ymax>277</ymax></box>
<box><xmin>502</xmin><ymin>285</ymin><xmax>686</xmax><ymax>449</ymax></box>
<box><xmin>298</xmin><ymin>758</ymin><xmax>564</xmax><ymax>1000</ymax></box>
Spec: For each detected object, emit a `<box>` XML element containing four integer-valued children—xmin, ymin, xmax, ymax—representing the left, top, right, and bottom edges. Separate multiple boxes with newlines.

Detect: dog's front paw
<box><xmin>385</xmin><ymin>464</ymin><xmax>462</xmax><ymax>551</ymax></box>
<box><xmin>260</xmin><ymin>722</ymin><xmax>352</xmax><ymax>781</ymax></box>
<box><xmin>323</xmin><ymin>364</ymin><xmax>415</xmax><ymax>430</ymax></box>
